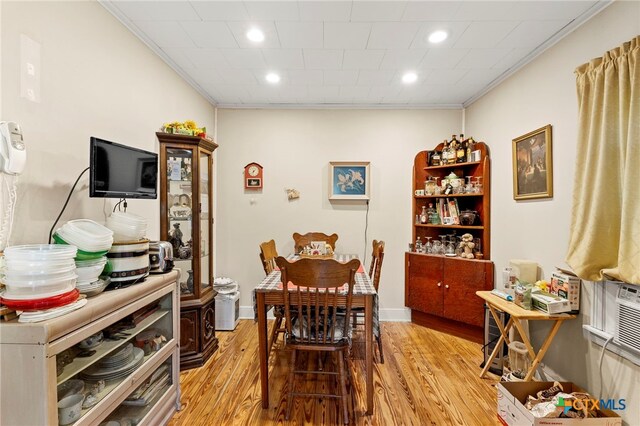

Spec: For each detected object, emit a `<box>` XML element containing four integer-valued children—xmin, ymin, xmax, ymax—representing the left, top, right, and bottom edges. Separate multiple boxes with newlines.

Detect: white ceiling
<box><xmin>100</xmin><ymin>0</ymin><xmax>610</xmax><ymax>108</ymax></box>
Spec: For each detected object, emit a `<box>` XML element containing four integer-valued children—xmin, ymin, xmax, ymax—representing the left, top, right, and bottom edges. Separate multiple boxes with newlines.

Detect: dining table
<box><xmin>253</xmin><ymin>253</ymin><xmax>378</xmax><ymax>415</ymax></box>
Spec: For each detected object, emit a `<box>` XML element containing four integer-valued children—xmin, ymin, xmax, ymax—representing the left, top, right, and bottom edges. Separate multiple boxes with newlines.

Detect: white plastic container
<box><xmin>57</xmin><ymin>220</ymin><xmax>113</xmax><ymax>252</ymax></box>
<box><xmin>4</xmin><ymin>263</ymin><xmax>76</xmax><ymax>279</ymax></box>
<box><xmin>4</xmin><ymin>244</ymin><xmax>77</xmax><ymax>261</ymax></box>
<box><xmin>5</xmin><ymin>258</ymin><xmax>76</xmax><ymax>271</ymax></box>
<box><xmin>75</xmin><ymin>256</ymin><xmax>107</xmax><ymax>285</ymax></box>
<box><xmin>2</xmin><ymin>272</ymin><xmax>77</xmax><ymax>299</ymax></box>
<box><xmin>107</xmin><ymin>212</ymin><xmax>147</xmax><ymax>242</ymax></box>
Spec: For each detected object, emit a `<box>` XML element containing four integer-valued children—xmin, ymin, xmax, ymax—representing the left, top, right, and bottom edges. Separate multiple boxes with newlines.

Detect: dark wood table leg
<box><xmin>365</xmin><ymin>295</ymin><xmax>373</xmax><ymax>415</ymax></box>
<box><xmin>256</xmin><ymin>292</ymin><xmax>269</xmax><ymax>408</ymax></box>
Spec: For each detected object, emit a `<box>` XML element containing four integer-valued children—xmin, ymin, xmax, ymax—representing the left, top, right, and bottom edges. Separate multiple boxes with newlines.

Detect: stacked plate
<box><xmin>55</xmin><ymin>219</ymin><xmax>113</xmax><ymax>260</ymax></box>
<box><xmin>107</xmin><ymin>212</ymin><xmax>147</xmax><ymax>242</ymax></box>
<box><xmin>0</xmin><ymin>245</ymin><xmax>80</xmax><ymax>311</ymax></box>
<box><xmin>80</xmin><ymin>343</ymin><xmax>144</xmax><ymax>383</ymax></box>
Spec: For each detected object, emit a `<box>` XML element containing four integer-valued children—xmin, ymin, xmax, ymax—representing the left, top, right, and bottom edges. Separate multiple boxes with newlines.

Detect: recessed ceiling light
<box><xmin>402</xmin><ymin>72</ymin><xmax>418</xmax><ymax>84</ymax></box>
<box><xmin>428</xmin><ymin>30</ymin><xmax>448</xmax><ymax>44</ymax></box>
<box><xmin>265</xmin><ymin>73</ymin><xmax>281</xmax><ymax>84</ymax></box>
<box><xmin>246</xmin><ymin>28</ymin><xmax>265</xmax><ymax>43</ymax></box>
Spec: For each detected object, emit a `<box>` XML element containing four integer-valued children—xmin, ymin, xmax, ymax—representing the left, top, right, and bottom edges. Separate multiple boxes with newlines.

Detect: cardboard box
<box><xmin>497</xmin><ymin>382</ymin><xmax>622</xmax><ymax>426</ymax></box>
<box><xmin>510</xmin><ymin>259</ymin><xmax>538</xmax><ymax>284</ymax></box>
<box><xmin>550</xmin><ymin>272</ymin><xmax>581</xmax><ymax>313</ymax></box>
<box><xmin>532</xmin><ymin>293</ymin><xmax>572</xmax><ymax>314</ymax></box>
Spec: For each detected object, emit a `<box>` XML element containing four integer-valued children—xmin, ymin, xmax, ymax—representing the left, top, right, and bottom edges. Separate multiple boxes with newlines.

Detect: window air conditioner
<box><xmin>615</xmin><ymin>285</ymin><xmax>640</xmax><ymax>354</ymax></box>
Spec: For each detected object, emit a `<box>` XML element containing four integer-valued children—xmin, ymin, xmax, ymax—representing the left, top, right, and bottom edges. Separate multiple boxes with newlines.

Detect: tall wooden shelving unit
<box><xmin>405</xmin><ymin>141</ymin><xmax>494</xmax><ymax>343</ymax></box>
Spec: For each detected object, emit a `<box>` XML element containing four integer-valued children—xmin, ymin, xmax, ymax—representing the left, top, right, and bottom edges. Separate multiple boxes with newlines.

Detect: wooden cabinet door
<box><xmin>201</xmin><ymin>299</ymin><xmax>216</xmax><ymax>350</ymax></box>
<box><xmin>443</xmin><ymin>258</ymin><xmax>490</xmax><ymax>327</ymax></box>
<box><xmin>406</xmin><ymin>254</ymin><xmax>444</xmax><ymax>316</ymax></box>
<box><xmin>180</xmin><ymin>310</ymin><xmax>200</xmax><ymax>355</ymax></box>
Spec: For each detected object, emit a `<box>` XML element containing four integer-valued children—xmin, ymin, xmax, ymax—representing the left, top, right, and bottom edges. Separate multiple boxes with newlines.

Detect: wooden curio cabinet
<box><xmin>405</xmin><ymin>141</ymin><xmax>494</xmax><ymax>343</ymax></box>
<box><xmin>157</xmin><ymin>132</ymin><xmax>219</xmax><ymax>370</ymax></box>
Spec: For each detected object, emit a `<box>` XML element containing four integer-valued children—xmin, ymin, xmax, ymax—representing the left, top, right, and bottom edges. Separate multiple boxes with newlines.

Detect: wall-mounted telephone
<box><xmin>0</xmin><ymin>121</ymin><xmax>27</xmax><ymax>175</ymax></box>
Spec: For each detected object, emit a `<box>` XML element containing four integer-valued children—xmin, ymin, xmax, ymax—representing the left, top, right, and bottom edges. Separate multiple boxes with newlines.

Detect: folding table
<box><xmin>477</xmin><ymin>290</ymin><xmax>576</xmax><ymax>381</ymax></box>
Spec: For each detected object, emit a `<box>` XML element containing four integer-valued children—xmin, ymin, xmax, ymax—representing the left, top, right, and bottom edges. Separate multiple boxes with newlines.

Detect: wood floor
<box><xmin>169</xmin><ymin>320</ymin><xmax>501</xmax><ymax>425</ymax></box>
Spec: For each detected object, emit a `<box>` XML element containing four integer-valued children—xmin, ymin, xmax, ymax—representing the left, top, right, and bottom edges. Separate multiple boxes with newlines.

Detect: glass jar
<box><xmin>425</xmin><ymin>178</ymin><xmax>437</xmax><ymax>195</ymax></box>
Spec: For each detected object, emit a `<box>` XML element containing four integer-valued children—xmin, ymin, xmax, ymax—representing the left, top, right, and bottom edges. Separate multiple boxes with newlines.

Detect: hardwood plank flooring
<box><xmin>170</xmin><ymin>320</ymin><xmax>501</xmax><ymax>425</ymax></box>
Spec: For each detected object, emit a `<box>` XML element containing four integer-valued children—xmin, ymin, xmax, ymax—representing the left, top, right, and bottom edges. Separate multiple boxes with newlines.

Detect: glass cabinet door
<box><xmin>199</xmin><ymin>151</ymin><xmax>212</xmax><ymax>293</ymax></box>
<box><xmin>166</xmin><ymin>148</ymin><xmax>194</xmax><ymax>296</ymax></box>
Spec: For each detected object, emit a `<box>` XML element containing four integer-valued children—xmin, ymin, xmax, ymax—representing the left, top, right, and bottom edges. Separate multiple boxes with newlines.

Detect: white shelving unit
<box><xmin>0</xmin><ymin>272</ymin><xmax>180</xmax><ymax>426</ymax></box>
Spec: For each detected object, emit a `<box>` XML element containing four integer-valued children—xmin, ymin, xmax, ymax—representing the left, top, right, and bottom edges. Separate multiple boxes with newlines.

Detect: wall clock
<box><xmin>244</xmin><ymin>162</ymin><xmax>263</xmax><ymax>189</ymax></box>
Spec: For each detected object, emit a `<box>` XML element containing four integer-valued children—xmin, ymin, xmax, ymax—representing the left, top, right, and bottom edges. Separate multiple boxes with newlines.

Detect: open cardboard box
<box><xmin>498</xmin><ymin>382</ymin><xmax>622</xmax><ymax>426</ymax></box>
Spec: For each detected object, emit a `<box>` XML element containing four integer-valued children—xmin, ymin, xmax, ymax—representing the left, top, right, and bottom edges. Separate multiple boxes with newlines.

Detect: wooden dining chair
<box><xmin>259</xmin><ymin>240</ymin><xmax>285</xmax><ymax>354</ymax></box>
<box><xmin>259</xmin><ymin>239</ymin><xmax>278</xmax><ymax>275</ymax></box>
<box><xmin>352</xmin><ymin>240</ymin><xmax>385</xmax><ymax>363</ymax></box>
<box><xmin>292</xmin><ymin>232</ymin><xmax>339</xmax><ymax>253</ymax></box>
<box><xmin>275</xmin><ymin>256</ymin><xmax>360</xmax><ymax>424</ymax></box>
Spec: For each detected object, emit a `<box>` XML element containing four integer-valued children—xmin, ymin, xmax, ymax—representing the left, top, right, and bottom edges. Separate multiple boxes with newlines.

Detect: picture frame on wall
<box><xmin>512</xmin><ymin>125</ymin><xmax>553</xmax><ymax>200</ymax></box>
<box><xmin>329</xmin><ymin>161</ymin><xmax>370</xmax><ymax>200</ymax></box>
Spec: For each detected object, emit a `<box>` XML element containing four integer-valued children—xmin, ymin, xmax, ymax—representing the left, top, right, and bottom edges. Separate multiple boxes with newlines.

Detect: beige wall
<box><xmin>465</xmin><ymin>1</ymin><xmax>640</xmax><ymax>424</ymax></box>
<box><xmin>216</xmin><ymin>108</ymin><xmax>462</xmax><ymax>317</ymax></box>
<box><xmin>1</xmin><ymin>1</ymin><xmax>214</xmax><ymax>243</ymax></box>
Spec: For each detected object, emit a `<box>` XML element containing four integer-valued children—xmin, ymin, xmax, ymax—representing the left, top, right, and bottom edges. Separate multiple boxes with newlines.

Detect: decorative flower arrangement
<box><xmin>162</xmin><ymin>120</ymin><xmax>207</xmax><ymax>137</ymax></box>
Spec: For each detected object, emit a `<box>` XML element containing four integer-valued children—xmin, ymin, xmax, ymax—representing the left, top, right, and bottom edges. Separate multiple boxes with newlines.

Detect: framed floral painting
<box><xmin>329</xmin><ymin>161</ymin><xmax>370</xmax><ymax>200</ymax></box>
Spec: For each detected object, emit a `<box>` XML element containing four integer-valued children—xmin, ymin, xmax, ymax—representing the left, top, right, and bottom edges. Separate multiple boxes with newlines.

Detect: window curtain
<box><xmin>566</xmin><ymin>36</ymin><xmax>640</xmax><ymax>284</ymax></box>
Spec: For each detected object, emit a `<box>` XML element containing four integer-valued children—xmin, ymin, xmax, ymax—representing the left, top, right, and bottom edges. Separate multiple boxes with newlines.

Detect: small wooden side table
<box><xmin>476</xmin><ymin>291</ymin><xmax>577</xmax><ymax>381</ymax></box>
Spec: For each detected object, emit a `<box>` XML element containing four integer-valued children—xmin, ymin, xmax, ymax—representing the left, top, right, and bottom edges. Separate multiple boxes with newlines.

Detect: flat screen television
<box><xmin>90</xmin><ymin>137</ymin><xmax>158</xmax><ymax>199</ymax></box>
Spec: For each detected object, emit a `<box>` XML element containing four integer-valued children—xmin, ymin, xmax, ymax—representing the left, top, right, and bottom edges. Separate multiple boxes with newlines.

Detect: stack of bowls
<box><xmin>54</xmin><ymin>219</ymin><xmax>113</xmax><ymax>260</ymax></box>
<box><xmin>75</xmin><ymin>257</ymin><xmax>109</xmax><ymax>296</ymax></box>
<box><xmin>0</xmin><ymin>245</ymin><xmax>80</xmax><ymax>311</ymax></box>
<box><xmin>106</xmin><ymin>212</ymin><xmax>147</xmax><ymax>242</ymax></box>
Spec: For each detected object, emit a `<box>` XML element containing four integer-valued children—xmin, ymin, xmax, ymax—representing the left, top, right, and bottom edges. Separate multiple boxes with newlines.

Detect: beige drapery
<box><xmin>566</xmin><ymin>36</ymin><xmax>640</xmax><ymax>284</ymax></box>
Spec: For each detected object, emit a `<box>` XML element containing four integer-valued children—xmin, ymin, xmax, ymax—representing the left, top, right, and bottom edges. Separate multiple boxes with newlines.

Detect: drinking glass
<box><xmin>474</xmin><ymin>238</ymin><xmax>482</xmax><ymax>257</ymax></box>
<box><xmin>432</xmin><ymin>240</ymin><xmax>442</xmax><ymax>255</ymax></box>
<box><xmin>445</xmin><ymin>238</ymin><xmax>456</xmax><ymax>256</ymax></box>
<box><xmin>439</xmin><ymin>235</ymin><xmax>447</xmax><ymax>254</ymax></box>
<box><xmin>425</xmin><ymin>237</ymin><xmax>433</xmax><ymax>254</ymax></box>
<box><xmin>465</xmin><ymin>176</ymin><xmax>474</xmax><ymax>194</ymax></box>
<box><xmin>455</xmin><ymin>236</ymin><xmax>464</xmax><ymax>257</ymax></box>
<box><xmin>474</xmin><ymin>176</ymin><xmax>483</xmax><ymax>194</ymax></box>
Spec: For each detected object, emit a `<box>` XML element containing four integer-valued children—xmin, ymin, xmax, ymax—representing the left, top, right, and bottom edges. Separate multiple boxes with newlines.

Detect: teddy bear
<box><xmin>458</xmin><ymin>233</ymin><xmax>475</xmax><ymax>259</ymax></box>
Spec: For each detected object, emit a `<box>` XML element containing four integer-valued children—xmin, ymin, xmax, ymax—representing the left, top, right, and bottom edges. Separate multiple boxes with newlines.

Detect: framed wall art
<box><xmin>512</xmin><ymin>125</ymin><xmax>553</xmax><ymax>200</ymax></box>
<box><xmin>329</xmin><ymin>161</ymin><xmax>370</xmax><ymax>200</ymax></box>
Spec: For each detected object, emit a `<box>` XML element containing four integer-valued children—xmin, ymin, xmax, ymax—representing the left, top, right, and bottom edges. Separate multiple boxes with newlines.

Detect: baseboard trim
<box><xmin>239</xmin><ymin>306</ymin><xmax>411</xmax><ymax>322</ymax></box>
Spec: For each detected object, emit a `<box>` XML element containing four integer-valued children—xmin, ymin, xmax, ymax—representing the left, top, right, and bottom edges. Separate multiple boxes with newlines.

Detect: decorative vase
<box><xmin>186</xmin><ymin>270</ymin><xmax>194</xmax><ymax>293</ymax></box>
